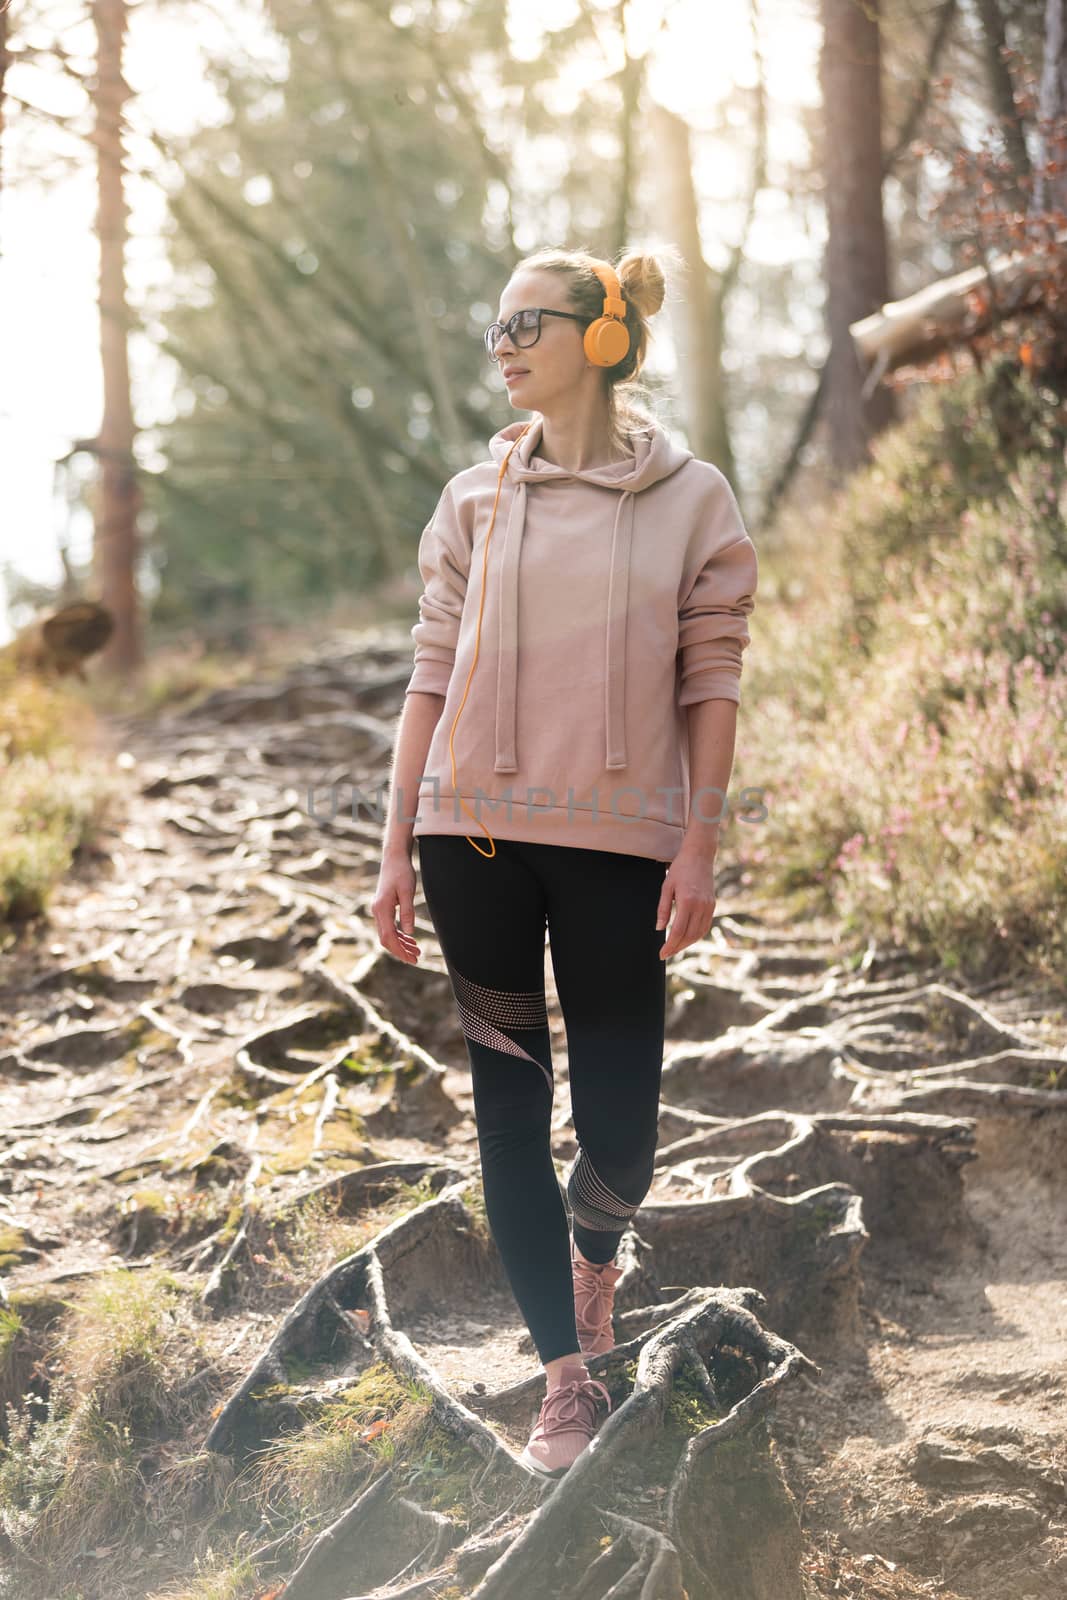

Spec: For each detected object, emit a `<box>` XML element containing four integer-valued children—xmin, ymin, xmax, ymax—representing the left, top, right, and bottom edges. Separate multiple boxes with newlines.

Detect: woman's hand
<box><xmin>656</xmin><ymin>844</ymin><xmax>717</xmax><ymax>960</ymax></box>
<box><xmin>373</xmin><ymin>847</ymin><xmax>422</xmax><ymax>964</ymax></box>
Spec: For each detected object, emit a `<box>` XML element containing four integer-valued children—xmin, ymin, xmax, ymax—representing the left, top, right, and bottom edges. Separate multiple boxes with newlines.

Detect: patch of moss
<box><xmin>390</xmin><ymin>1417</ymin><xmax>481</xmax><ymax>1523</ymax></box>
<box><xmin>249</xmin><ymin>1381</ymin><xmax>297</xmax><ymax>1402</ymax></box>
<box><xmin>282</xmin><ymin>1352</ymin><xmax>323</xmax><ymax>1387</ymax></box>
<box><xmin>340</xmin><ymin>1054</ymin><xmax>377</xmax><ymax>1077</ymax></box>
<box><xmin>101</xmin><ymin>1162</ymin><xmax>165</xmax><ymax>1186</ymax></box>
<box><xmin>0</xmin><ymin>1306</ymin><xmax>24</xmax><ymax>1370</ymax></box>
<box><xmin>210</xmin><ymin>1075</ymin><xmax>267</xmax><ymax>1112</ymax></box>
<box><xmin>342</xmin><ymin>1038</ymin><xmax>394</xmax><ymax>1075</ymax></box>
<box><xmin>122</xmin><ymin>1014</ymin><xmax>163</xmax><ymax>1054</ymax></box>
<box><xmin>333</xmin><ymin>1101</ymin><xmax>367</xmax><ymax>1138</ymax></box>
<box><xmin>190</xmin><ymin>1153</ymin><xmax>242</xmax><ymax>1187</ymax></box>
<box><xmin>255</xmin><ymin>1102</ymin><xmax>369</xmax><ymax>1179</ymax></box>
<box><xmin>791</xmin><ymin>1200</ymin><xmax>838</xmax><ymax>1240</ymax></box>
<box><xmin>666</xmin><ymin>1366</ymin><xmax>725</xmax><ymax>1437</ymax></box>
<box><xmin>251</xmin><ymin>1362</ymin><xmax>432</xmax><ymax>1521</ymax></box>
<box><xmin>67</xmin><ymin>962</ymin><xmax>119</xmax><ymax>996</ymax></box>
<box><xmin>1036</xmin><ymin>1059</ymin><xmax>1066</xmax><ymax>1091</ymax></box>
<box><xmin>216</xmin><ymin>1198</ymin><xmax>247</xmax><ymax>1246</ymax></box>
<box><xmin>120</xmin><ymin>1188</ymin><xmax>171</xmax><ymax>1220</ymax></box>
<box><xmin>0</xmin><ymin>1225</ymin><xmax>26</xmax><ymax>1270</ymax></box>
<box><xmin>391</xmin><ymin>1176</ymin><xmax>439</xmax><ymax>1210</ymax></box>
<box><xmin>460</xmin><ymin>1179</ymin><xmax>490</xmax><ymax>1237</ymax></box>
<box><xmin>338</xmin><ymin>1362</ymin><xmax>424</xmax><ymax>1414</ymax></box>
<box><xmin>6</xmin><ymin>1287</ymin><xmax>71</xmax><ymax>1330</ymax></box>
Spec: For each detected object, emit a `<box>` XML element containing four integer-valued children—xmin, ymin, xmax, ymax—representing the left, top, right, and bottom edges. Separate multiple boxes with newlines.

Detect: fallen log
<box><xmin>849</xmin><ymin>224</ymin><xmax>1067</xmax><ymax>375</ymax></box>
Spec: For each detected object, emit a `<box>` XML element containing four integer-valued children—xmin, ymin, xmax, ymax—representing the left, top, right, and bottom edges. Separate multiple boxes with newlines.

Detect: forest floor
<box><xmin>1</xmin><ymin>626</ymin><xmax>1065</xmax><ymax>1600</ymax></box>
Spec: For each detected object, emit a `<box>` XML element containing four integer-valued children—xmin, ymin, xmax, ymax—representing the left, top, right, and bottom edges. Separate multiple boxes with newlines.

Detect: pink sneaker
<box><xmin>571</xmin><ymin>1237</ymin><xmax>624</xmax><ymax>1356</ymax></box>
<box><xmin>520</xmin><ymin>1360</ymin><xmax>612</xmax><ymax>1477</ymax></box>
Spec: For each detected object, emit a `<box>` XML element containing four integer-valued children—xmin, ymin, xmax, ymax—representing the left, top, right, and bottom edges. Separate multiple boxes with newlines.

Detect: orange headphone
<box><xmin>447</xmin><ymin>260</ymin><xmax>632</xmax><ymax>858</ymax></box>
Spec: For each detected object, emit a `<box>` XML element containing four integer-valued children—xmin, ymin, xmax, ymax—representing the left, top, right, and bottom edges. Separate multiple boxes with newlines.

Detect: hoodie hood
<box><xmin>488</xmin><ymin>412</ymin><xmax>693</xmax><ymax>492</ymax></box>
<box><xmin>485</xmin><ymin>414</ymin><xmax>694</xmax><ymax>775</ymax></box>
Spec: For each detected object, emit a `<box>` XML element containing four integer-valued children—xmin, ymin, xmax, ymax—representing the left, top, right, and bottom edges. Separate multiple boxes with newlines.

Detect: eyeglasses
<box><xmin>483</xmin><ymin>307</ymin><xmax>591</xmax><ymax>361</ymax></box>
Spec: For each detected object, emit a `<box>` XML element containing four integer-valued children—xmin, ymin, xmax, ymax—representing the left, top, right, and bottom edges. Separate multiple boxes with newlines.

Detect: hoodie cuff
<box><xmin>405</xmin><ymin>653</ymin><xmax>454</xmax><ymax>697</ymax></box>
<box><xmin>678</xmin><ymin>669</ymin><xmax>742</xmax><ymax>707</ymax></box>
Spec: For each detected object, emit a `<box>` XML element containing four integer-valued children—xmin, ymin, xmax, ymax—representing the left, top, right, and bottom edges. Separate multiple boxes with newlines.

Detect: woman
<box><xmin>373</xmin><ymin>247</ymin><xmax>758</xmax><ymax>1478</ymax></box>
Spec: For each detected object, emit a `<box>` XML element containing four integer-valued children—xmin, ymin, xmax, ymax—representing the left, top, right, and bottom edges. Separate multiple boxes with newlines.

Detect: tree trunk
<box><xmin>91</xmin><ymin>0</ymin><xmax>143</xmax><ymax>677</ymax></box>
<box><xmin>1034</xmin><ymin>0</ymin><xmax>1067</xmax><ymax>220</ymax></box>
<box><xmin>649</xmin><ymin>102</ymin><xmax>736</xmax><ymax>484</ymax></box>
<box><xmin>819</xmin><ymin>0</ymin><xmax>895</xmax><ymax>477</ymax></box>
<box><xmin>973</xmin><ymin>0</ymin><xmax>1032</xmax><ymax>205</ymax></box>
<box><xmin>611</xmin><ymin>0</ymin><xmax>643</xmax><ymax>254</ymax></box>
<box><xmin>0</xmin><ymin>4</ymin><xmax>8</xmax><ymax>222</ymax></box>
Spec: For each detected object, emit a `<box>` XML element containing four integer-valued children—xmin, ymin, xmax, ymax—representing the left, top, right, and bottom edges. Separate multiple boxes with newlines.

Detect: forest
<box><xmin>1</xmin><ymin>1</ymin><xmax>1066</xmax><ymax>1598</ymax></box>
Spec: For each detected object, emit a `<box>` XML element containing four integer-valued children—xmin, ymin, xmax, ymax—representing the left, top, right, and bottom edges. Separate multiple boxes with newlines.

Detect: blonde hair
<box><xmin>512</xmin><ymin>243</ymin><xmax>685</xmax><ymax>454</ymax></box>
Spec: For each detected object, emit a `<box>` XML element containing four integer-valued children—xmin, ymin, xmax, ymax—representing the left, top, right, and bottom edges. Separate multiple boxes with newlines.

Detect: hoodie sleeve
<box><xmin>676</xmin><ymin>475</ymin><xmax>759</xmax><ymax>707</ymax></box>
<box><xmin>405</xmin><ymin>482</ymin><xmax>470</xmax><ymax>697</ymax></box>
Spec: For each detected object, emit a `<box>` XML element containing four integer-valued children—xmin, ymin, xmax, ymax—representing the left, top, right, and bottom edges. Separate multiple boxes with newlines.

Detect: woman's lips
<box><xmin>505</xmin><ymin>370</ymin><xmax>529</xmax><ymax>383</ymax></box>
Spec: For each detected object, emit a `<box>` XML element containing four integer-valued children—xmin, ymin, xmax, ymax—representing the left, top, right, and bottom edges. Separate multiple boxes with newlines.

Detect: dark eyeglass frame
<box><xmin>484</xmin><ymin>307</ymin><xmax>591</xmax><ymax>361</ymax></box>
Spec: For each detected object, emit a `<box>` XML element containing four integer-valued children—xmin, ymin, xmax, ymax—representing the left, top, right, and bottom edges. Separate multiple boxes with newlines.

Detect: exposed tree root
<box><xmin>204</xmin><ymin>1165</ymin><xmax>820</xmax><ymax>1598</ymax></box>
<box><xmin>5</xmin><ymin>637</ymin><xmax>1067</xmax><ymax>1600</ymax></box>
<box><xmin>201</xmin><ymin>1153</ymin><xmax>264</xmax><ymax>1311</ymax></box>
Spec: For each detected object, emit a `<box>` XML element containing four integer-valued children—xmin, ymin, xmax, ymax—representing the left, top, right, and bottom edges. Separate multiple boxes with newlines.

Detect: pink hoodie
<box><xmin>403</xmin><ymin>413</ymin><xmax>758</xmax><ymax>862</ymax></box>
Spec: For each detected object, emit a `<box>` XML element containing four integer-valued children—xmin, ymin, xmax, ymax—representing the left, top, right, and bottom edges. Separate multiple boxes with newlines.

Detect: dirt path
<box><xmin>1</xmin><ymin>630</ymin><xmax>1065</xmax><ymax>1600</ymax></box>
<box><xmin>772</xmin><ymin>1108</ymin><xmax>1067</xmax><ymax>1598</ymax></box>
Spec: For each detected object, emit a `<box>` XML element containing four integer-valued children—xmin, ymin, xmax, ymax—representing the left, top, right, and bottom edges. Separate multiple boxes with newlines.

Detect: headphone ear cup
<box><xmin>584</xmin><ymin>316</ymin><xmax>631</xmax><ymax>367</ymax></box>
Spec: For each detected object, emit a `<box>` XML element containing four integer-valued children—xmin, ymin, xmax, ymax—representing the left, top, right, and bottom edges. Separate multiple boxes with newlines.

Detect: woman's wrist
<box><xmin>382</xmin><ymin>831</ymin><xmax>414</xmax><ymax>862</ymax></box>
<box><xmin>679</xmin><ymin>820</ymin><xmax>720</xmax><ymax>860</ymax></box>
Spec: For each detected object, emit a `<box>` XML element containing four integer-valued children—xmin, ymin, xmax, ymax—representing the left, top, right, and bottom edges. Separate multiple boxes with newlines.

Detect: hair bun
<box><xmin>616</xmin><ymin>248</ymin><xmax>676</xmax><ymax>319</ymax></box>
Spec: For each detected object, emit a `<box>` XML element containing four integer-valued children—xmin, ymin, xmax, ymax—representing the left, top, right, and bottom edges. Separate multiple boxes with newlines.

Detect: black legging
<box><xmin>415</xmin><ymin>833</ymin><xmax>668</xmax><ymax>1365</ymax></box>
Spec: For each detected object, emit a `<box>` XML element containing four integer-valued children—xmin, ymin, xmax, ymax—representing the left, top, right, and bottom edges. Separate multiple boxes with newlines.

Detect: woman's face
<box><xmin>490</xmin><ymin>270</ymin><xmax>592</xmax><ymax>413</ymax></box>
